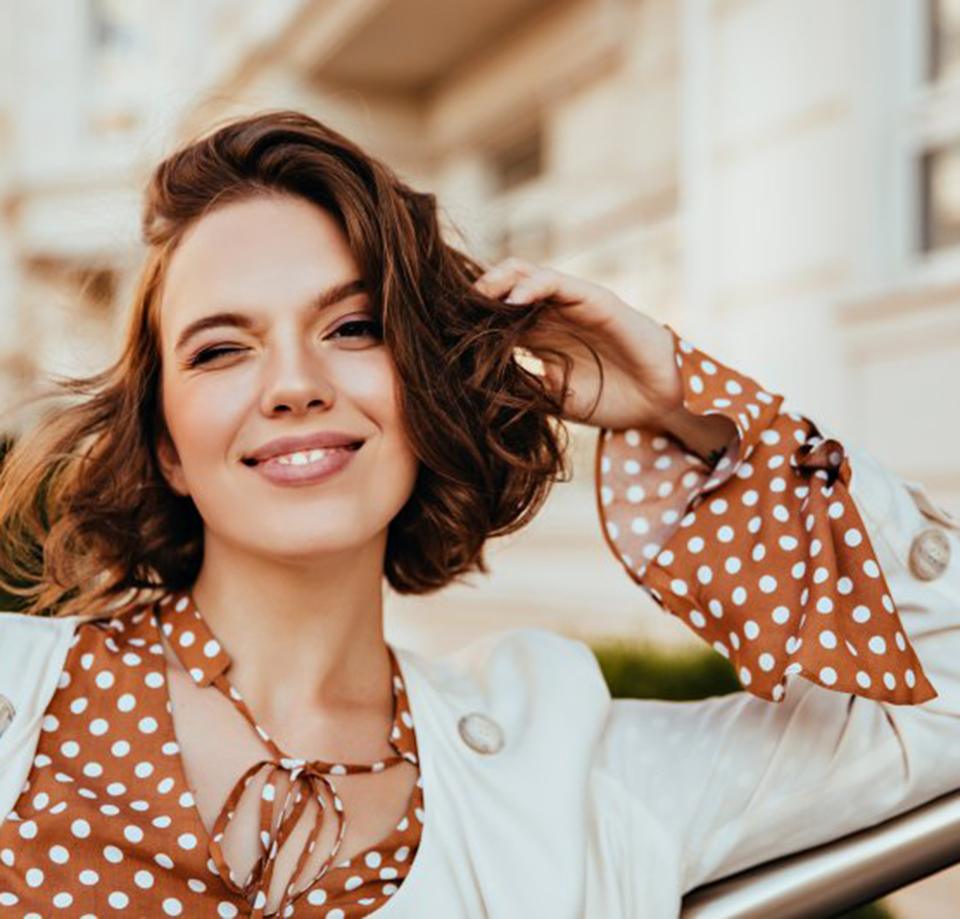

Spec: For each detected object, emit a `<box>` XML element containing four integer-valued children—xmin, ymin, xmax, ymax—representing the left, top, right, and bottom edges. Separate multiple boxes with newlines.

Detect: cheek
<box><xmin>162</xmin><ymin>374</ymin><xmax>250</xmax><ymax>465</ymax></box>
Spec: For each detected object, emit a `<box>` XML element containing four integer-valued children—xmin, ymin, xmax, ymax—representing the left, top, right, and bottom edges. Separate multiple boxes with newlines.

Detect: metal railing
<box><xmin>680</xmin><ymin>788</ymin><xmax>960</xmax><ymax>918</ymax></box>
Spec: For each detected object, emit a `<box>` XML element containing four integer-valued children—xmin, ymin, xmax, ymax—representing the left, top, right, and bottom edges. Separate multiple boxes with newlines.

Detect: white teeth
<box><xmin>274</xmin><ymin>447</ymin><xmax>346</xmax><ymax>466</ymax></box>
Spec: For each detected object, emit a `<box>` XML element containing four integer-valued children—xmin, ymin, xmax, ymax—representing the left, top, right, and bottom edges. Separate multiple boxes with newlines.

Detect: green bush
<box><xmin>588</xmin><ymin>639</ymin><xmax>896</xmax><ymax>919</ymax></box>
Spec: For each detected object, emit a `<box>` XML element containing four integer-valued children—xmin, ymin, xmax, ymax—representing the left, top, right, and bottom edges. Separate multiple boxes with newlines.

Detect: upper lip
<box><xmin>242</xmin><ymin>431</ymin><xmax>365</xmax><ymax>465</ymax></box>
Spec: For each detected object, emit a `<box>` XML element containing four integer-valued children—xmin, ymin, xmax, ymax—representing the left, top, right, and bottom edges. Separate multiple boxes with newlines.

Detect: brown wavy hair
<box><xmin>0</xmin><ymin>108</ymin><xmax>600</xmax><ymax>620</ymax></box>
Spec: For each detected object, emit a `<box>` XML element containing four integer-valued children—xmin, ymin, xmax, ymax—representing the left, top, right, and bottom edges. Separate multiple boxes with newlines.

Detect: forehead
<box><xmin>159</xmin><ymin>194</ymin><xmax>358</xmax><ymax>336</ymax></box>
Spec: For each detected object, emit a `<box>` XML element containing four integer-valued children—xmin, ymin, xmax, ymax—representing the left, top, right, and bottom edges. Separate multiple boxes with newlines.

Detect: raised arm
<box><xmin>593</xmin><ymin>324</ymin><xmax>960</xmax><ymax>892</ymax></box>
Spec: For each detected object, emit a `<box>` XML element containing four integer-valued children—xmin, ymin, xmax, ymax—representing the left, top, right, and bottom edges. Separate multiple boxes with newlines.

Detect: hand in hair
<box><xmin>472</xmin><ymin>257</ymin><xmax>737</xmax><ymax>463</ymax></box>
<box><xmin>472</xmin><ymin>257</ymin><xmax>684</xmax><ymax>432</ymax></box>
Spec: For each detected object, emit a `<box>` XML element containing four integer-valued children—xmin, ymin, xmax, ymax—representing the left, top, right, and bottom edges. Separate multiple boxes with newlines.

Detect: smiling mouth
<box><xmin>240</xmin><ymin>442</ymin><xmax>363</xmax><ymax>468</ymax></box>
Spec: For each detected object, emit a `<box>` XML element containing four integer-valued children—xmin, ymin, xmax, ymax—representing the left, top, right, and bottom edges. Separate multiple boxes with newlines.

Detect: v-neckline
<box><xmin>147</xmin><ymin>599</ymin><xmax>431</xmax><ymax>913</ymax></box>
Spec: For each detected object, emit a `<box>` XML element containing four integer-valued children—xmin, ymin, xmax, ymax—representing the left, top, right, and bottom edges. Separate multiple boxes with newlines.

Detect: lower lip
<box><xmin>248</xmin><ymin>444</ymin><xmax>362</xmax><ymax>487</ymax></box>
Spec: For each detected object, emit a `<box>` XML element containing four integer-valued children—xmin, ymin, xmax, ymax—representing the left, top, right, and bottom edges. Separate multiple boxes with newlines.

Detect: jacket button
<box><xmin>457</xmin><ymin>712</ymin><xmax>504</xmax><ymax>755</ymax></box>
<box><xmin>0</xmin><ymin>693</ymin><xmax>15</xmax><ymax>738</ymax></box>
<box><xmin>909</xmin><ymin>527</ymin><xmax>951</xmax><ymax>581</ymax></box>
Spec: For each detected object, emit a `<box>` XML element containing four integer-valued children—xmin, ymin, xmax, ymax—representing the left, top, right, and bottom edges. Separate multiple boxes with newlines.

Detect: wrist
<box><xmin>659</xmin><ymin>405</ymin><xmax>738</xmax><ymax>466</ymax></box>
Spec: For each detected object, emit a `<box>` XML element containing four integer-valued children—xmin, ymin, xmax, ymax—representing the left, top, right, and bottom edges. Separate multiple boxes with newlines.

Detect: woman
<box><xmin>0</xmin><ymin>109</ymin><xmax>957</xmax><ymax>917</ymax></box>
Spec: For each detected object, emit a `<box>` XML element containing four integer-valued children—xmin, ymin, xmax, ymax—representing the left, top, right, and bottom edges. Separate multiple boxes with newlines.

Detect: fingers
<box><xmin>473</xmin><ymin>257</ymin><xmax>589</xmax><ymax>307</ymax></box>
<box><xmin>472</xmin><ymin>256</ymin><xmax>537</xmax><ymax>300</ymax></box>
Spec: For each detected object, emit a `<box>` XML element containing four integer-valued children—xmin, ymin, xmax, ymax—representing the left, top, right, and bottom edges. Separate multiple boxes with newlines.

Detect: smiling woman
<box><xmin>0</xmin><ymin>110</ymin><xmax>589</xmax><ymax>916</ymax></box>
<box><xmin>1</xmin><ymin>109</ymin><xmax>959</xmax><ymax>919</ymax></box>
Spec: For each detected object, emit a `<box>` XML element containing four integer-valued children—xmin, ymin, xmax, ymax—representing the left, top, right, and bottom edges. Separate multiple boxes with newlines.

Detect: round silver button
<box><xmin>909</xmin><ymin>527</ymin><xmax>951</xmax><ymax>581</ymax></box>
<box><xmin>457</xmin><ymin>712</ymin><xmax>504</xmax><ymax>755</ymax></box>
<box><xmin>0</xmin><ymin>693</ymin><xmax>15</xmax><ymax>738</ymax></box>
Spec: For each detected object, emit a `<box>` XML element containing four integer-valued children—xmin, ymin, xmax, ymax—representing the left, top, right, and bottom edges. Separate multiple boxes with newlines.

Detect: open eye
<box><xmin>329</xmin><ymin>319</ymin><xmax>383</xmax><ymax>341</ymax></box>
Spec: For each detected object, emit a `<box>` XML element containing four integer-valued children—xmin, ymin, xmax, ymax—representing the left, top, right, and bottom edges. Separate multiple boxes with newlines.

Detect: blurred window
<box><xmin>929</xmin><ymin>0</ymin><xmax>960</xmax><ymax>82</ymax></box>
<box><xmin>920</xmin><ymin>144</ymin><xmax>960</xmax><ymax>252</ymax></box>
<box><xmin>489</xmin><ymin>123</ymin><xmax>545</xmax><ymax>194</ymax></box>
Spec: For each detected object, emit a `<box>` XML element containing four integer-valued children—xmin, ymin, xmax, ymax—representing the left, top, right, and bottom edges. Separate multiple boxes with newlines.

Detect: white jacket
<box><xmin>1</xmin><ymin>443</ymin><xmax>959</xmax><ymax>918</ymax></box>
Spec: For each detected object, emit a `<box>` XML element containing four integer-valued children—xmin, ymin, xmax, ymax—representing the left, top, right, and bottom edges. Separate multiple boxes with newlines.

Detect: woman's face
<box><xmin>155</xmin><ymin>192</ymin><xmax>419</xmax><ymax>562</ymax></box>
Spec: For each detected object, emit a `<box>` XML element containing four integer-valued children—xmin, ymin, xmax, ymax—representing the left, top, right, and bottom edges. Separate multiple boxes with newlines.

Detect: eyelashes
<box><xmin>185</xmin><ymin>319</ymin><xmax>383</xmax><ymax>368</ymax></box>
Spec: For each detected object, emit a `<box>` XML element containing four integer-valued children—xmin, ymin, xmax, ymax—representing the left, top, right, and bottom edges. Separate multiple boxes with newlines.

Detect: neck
<box><xmin>188</xmin><ymin>529</ymin><xmax>392</xmax><ymax>725</ymax></box>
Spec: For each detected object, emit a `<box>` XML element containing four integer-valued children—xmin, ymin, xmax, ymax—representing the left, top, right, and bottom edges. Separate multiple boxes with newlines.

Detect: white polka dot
<box><xmin>124</xmin><ymin>825</ymin><xmax>144</xmax><ymax>844</ymax></box>
<box><xmin>25</xmin><ymin>868</ymin><xmax>43</xmax><ymax>887</ymax></box>
<box><xmin>139</xmin><ymin>717</ymin><xmax>159</xmax><ymax>734</ymax></box>
<box><xmin>725</xmin><ymin>557</ymin><xmax>742</xmax><ymax>575</ymax></box>
<box><xmin>117</xmin><ymin>693</ymin><xmax>136</xmax><ymax>713</ymax></box>
<box><xmin>104</xmin><ymin>845</ymin><xmax>123</xmax><ymax>864</ymax></box>
<box><xmin>758</xmin><ymin>575</ymin><xmax>777</xmax><ymax>594</ymax></box>
<box><xmin>819</xmin><ymin>630</ymin><xmax>838</xmax><ymax>649</ymax></box>
<box><xmin>856</xmin><ymin>671</ymin><xmax>872</xmax><ymax>688</ymax></box>
<box><xmin>670</xmin><ymin>579</ymin><xmax>688</xmax><ymax>596</ymax></box>
<box><xmin>696</xmin><ymin>565</ymin><xmax>713</xmax><ymax>585</ymax></box>
<box><xmin>819</xmin><ymin>667</ymin><xmax>838</xmax><ymax>685</ymax></box>
<box><xmin>163</xmin><ymin>898</ymin><xmax>183</xmax><ymax>916</ymax></box>
<box><xmin>89</xmin><ymin>718</ymin><xmax>109</xmax><ymax>736</ymax></box>
<box><xmin>111</xmin><ymin>740</ymin><xmax>131</xmax><ymax>757</ymax></box>
<box><xmin>108</xmin><ymin>891</ymin><xmax>129</xmax><ymax>908</ymax></box>
<box><xmin>743</xmin><ymin>620</ymin><xmax>760</xmax><ymax>640</ymax></box>
<box><xmin>69</xmin><ymin>697</ymin><xmax>89</xmax><ymax>715</ymax></box>
<box><xmin>863</xmin><ymin>559</ymin><xmax>880</xmax><ymax>578</ymax></box>
<box><xmin>883</xmin><ymin>672</ymin><xmax>897</xmax><ymax>690</ymax></box>
<box><xmin>145</xmin><ymin>672</ymin><xmax>165</xmax><ymax>689</ymax></box>
<box><xmin>772</xmin><ymin>606</ymin><xmax>791</xmax><ymax>625</ymax></box>
<box><xmin>758</xmin><ymin>653</ymin><xmax>775</xmax><ymax>671</ymax></box>
<box><xmin>95</xmin><ymin>670</ymin><xmax>115</xmax><ymax>690</ymax></box>
<box><xmin>218</xmin><ymin>904</ymin><xmax>239</xmax><ymax>917</ymax></box>
<box><xmin>717</xmin><ymin>525</ymin><xmax>734</xmax><ymax>542</ymax></box>
<box><xmin>70</xmin><ymin>819</ymin><xmax>90</xmax><ymax>839</ymax></box>
<box><xmin>630</xmin><ymin>516</ymin><xmax>649</xmax><ymax>534</ymax></box>
<box><xmin>48</xmin><ymin>845</ymin><xmax>69</xmax><ymax>865</ymax></box>
<box><xmin>78</xmin><ymin>869</ymin><xmax>99</xmax><ymax>885</ymax></box>
<box><xmin>178</xmin><ymin>833</ymin><xmax>197</xmax><ymax>850</ymax></box>
<box><xmin>134</xmin><ymin>870</ymin><xmax>154</xmax><ymax>889</ymax></box>
<box><xmin>868</xmin><ymin>636</ymin><xmax>887</xmax><ymax>654</ymax></box>
<box><xmin>852</xmin><ymin>605</ymin><xmax>872</xmax><ymax>623</ymax></box>
<box><xmin>306</xmin><ymin>888</ymin><xmax>328</xmax><ymax>905</ymax></box>
<box><xmin>731</xmin><ymin>586</ymin><xmax>747</xmax><ymax>605</ymax></box>
<box><xmin>844</xmin><ymin>528</ymin><xmax>862</xmax><ymax>547</ymax></box>
<box><xmin>60</xmin><ymin>741</ymin><xmax>80</xmax><ymax>759</ymax></box>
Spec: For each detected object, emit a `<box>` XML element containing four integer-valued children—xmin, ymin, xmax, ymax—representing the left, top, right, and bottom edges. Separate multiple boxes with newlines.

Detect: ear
<box><xmin>155</xmin><ymin>427</ymin><xmax>190</xmax><ymax>497</ymax></box>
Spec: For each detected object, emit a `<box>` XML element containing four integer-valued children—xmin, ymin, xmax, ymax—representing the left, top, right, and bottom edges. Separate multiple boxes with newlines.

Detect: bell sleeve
<box><xmin>595</xmin><ymin>322</ymin><xmax>937</xmax><ymax>705</ymax></box>
<box><xmin>591</xmin><ymin>321</ymin><xmax>960</xmax><ymax>895</ymax></box>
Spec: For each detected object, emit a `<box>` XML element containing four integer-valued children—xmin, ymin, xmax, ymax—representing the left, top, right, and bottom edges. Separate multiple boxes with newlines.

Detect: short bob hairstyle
<box><xmin>0</xmin><ymin>109</ymin><xmax>601</xmax><ymax>620</ymax></box>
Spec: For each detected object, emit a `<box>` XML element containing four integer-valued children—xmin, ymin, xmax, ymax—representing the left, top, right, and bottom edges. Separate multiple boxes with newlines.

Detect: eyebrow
<box><xmin>173</xmin><ymin>278</ymin><xmax>368</xmax><ymax>353</ymax></box>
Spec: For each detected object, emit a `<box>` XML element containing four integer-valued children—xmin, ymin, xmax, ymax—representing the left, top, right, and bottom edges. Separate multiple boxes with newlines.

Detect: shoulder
<box><xmin>392</xmin><ymin>626</ymin><xmax>611</xmax><ymax>736</ymax></box>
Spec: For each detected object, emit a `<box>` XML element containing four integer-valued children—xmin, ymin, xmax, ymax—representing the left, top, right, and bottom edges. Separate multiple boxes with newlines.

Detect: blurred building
<box><xmin>3</xmin><ymin>0</ymin><xmax>959</xmax><ymax>650</ymax></box>
<box><xmin>2</xmin><ymin>0</ymin><xmax>959</xmax><ymax>911</ymax></box>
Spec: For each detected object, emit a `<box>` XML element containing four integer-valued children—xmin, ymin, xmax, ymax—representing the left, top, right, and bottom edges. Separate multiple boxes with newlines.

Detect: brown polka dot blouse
<box><xmin>0</xmin><ymin>590</ymin><xmax>423</xmax><ymax>917</ymax></box>
<box><xmin>596</xmin><ymin>322</ymin><xmax>937</xmax><ymax>705</ymax></box>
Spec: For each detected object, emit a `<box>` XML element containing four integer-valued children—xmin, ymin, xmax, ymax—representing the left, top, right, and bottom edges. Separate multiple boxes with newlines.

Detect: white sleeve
<box><xmin>593</xmin><ymin>443</ymin><xmax>960</xmax><ymax>893</ymax></box>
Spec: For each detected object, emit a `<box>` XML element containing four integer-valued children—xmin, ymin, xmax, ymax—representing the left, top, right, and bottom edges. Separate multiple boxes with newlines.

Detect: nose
<box><xmin>259</xmin><ymin>341</ymin><xmax>336</xmax><ymax>417</ymax></box>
